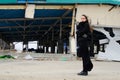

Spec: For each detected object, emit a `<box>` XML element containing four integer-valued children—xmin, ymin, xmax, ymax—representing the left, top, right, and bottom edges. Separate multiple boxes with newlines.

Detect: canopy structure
<box><xmin>0</xmin><ymin>4</ymin><xmax>74</xmax><ymax>54</ymax></box>
<box><xmin>46</xmin><ymin>0</ymin><xmax>120</xmax><ymax>5</ymax></box>
<box><xmin>0</xmin><ymin>0</ymin><xmax>120</xmax><ymax>54</ymax></box>
<box><xmin>0</xmin><ymin>0</ymin><xmax>120</xmax><ymax>43</ymax></box>
<box><xmin>0</xmin><ymin>0</ymin><xmax>120</xmax><ymax>5</ymax></box>
<box><xmin>0</xmin><ymin>8</ymin><xmax>73</xmax><ymax>43</ymax></box>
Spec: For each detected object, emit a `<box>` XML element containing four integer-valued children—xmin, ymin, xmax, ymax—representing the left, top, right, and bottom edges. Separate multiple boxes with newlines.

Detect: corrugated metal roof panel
<box><xmin>0</xmin><ymin>0</ymin><xmax>120</xmax><ymax>5</ymax></box>
<box><xmin>47</xmin><ymin>0</ymin><xmax>120</xmax><ymax>5</ymax></box>
<box><xmin>0</xmin><ymin>0</ymin><xmax>17</xmax><ymax>3</ymax></box>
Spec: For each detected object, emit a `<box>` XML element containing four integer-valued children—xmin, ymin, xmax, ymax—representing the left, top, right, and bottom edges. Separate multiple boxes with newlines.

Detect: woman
<box><xmin>77</xmin><ymin>15</ymin><xmax>93</xmax><ymax>76</ymax></box>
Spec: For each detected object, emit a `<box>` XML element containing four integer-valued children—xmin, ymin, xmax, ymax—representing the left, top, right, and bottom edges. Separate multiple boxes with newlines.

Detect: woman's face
<box><xmin>81</xmin><ymin>15</ymin><xmax>87</xmax><ymax>22</ymax></box>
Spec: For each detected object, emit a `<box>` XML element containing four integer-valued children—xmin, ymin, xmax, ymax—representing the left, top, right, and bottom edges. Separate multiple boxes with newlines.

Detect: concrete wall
<box><xmin>76</xmin><ymin>5</ymin><xmax>120</xmax><ymax>28</ymax></box>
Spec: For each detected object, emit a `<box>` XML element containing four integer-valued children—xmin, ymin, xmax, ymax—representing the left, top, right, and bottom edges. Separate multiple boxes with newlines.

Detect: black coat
<box><xmin>77</xmin><ymin>22</ymin><xmax>91</xmax><ymax>57</ymax></box>
<box><xmin>76</xmin><ymin>22</ymin><xmax>93</xmax><ymax>71</ymax></box>
<box><xmin>76</xmin><ymin>22</ymin><xmax>91</xmax><ymax>42</ymax></box>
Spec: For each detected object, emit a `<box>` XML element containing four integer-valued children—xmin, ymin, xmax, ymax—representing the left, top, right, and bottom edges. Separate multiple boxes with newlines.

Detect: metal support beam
<box><xmin>70</xmin><ymin>6</ymin><xmax>77</xmax><ymax>36</ymax></box>
<box><xmin>42</xmin><ymin>9</ymin><xmax>72</xmax><ymax>37</ymax></box>
<box><xmin>0</xmin><ymin>17</ymin><xmax>71</xmax><ymax>21</ymax></box>
<box><xmin>108</xmin><ymin>5</ymin><xmax>116</xmax><ymax>12</ymax></box>
<box><xmin>57</xmin><ymin>19</ymin><xmax>64</xmax><ymax>53</ymax></box>
<box><xmin>59</xmin><ymin>19</ymin><xmax>62</xmax><ymax>40</ymax></box>
<box><xmin>0</xmin><ymin>5</ymin><xmax>74</xmax><ymax>9</ymax></box>
<box><xmin>52</xmin><ymin>26</ymin><xmax>54</xmax><ymax>41</ymax></box>
<box><xmin>0</xmin><ymin>24</ymin><xmax>70</xmax><ymax>29</ymax></box>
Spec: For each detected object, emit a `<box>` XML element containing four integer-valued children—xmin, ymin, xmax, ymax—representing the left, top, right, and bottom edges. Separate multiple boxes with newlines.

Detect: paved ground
<box><xmin>0</xmin><ymin>59</ymin><xmax>120</xmax><ymax>80</ymax></box>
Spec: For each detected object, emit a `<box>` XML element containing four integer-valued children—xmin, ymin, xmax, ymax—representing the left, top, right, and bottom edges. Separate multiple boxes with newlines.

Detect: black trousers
<box><xmin>79</xmin><ymin>41</ymin><xmax>93</xmax><ymax>72</ymax></box>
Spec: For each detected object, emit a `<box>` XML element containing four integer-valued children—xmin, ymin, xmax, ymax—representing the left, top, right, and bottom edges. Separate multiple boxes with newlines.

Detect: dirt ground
<box><xmin>0</xmin><ymin>59</ymin><xmax>120</xmax><ymax>80</ymax></box>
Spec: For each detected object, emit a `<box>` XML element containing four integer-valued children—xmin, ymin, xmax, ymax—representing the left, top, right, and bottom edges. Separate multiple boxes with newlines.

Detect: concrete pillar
<box><xmin>50</xmin><ymin>40</ymin><xmax>56</xmax><ymax>53</ymax></box>
<box><xmin>43</xmin><ymin>46</ymin><xmax>45</xmax><ymax>53</ymax></box>
<box><xmin>57</xmin><ymin>19</ymin><xmax>64</xmax><ymax>53</ymax></box>
<box><xmin>57</xmin><ymin>40</ymin><xmax>63</xmax><ymax>53</ymax></box>
<box><xmin>26</xmin><ymin>43</ymin><xmax>28</xmax><ymax>52</ymax></box>
<box><xmin>23</xmin><ymin>41</ymin><xmax>28</xmax><ymax>52</ymax></box>
<box><xmin>46</xmin><ymin>45</ymin><xmax>49</xmax><ymax>53</ymax></box>
<box><xmin>2</xmin><ymin>40</ymin><xmax>6</xmax><ymax>50</ymax></box>
<box><xmin>37</xmin><ymin>40</ymin><xmax>39</xmax><ymax>49</ymax></box>
<box><xmin>10</xmin><ymin>43</ymin><xmax>14</xmax><ymax>49</ymax></box>
<box><xmin>51</xmin><ymin>26</ymin><xmax>56</xmax><ymax>53</ymax></box>
<box><xmin>5</xmin><ymin>42</ymin><xmax>10</xmax><ymax>49</ymax></box>
<box><xmin>0</xmin><ymin>39</ymin><xmax>2</xmax><ymax>50</ymax></box>
<box><xmin>69</xmin><ymin>7</ymin><xmax>77</xmax><ymax>55</ymax></box>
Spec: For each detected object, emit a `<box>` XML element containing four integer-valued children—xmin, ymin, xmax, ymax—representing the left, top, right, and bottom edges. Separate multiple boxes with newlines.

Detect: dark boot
<box><xmin>77</xmin><ymin>71</ymin><xmax>88</xmax><ymax>76</ymax></box>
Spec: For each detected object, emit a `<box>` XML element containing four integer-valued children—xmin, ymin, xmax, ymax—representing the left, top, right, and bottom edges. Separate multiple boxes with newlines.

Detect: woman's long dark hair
<box><xmin>82</xmin><ymin>14</ymin><xmax>93</xmax><ymax>32</ymax></box>
<box><xmin>82</xmin><ymin>14</ymin><xmax>89</xmax><ymax>23</ymax></box>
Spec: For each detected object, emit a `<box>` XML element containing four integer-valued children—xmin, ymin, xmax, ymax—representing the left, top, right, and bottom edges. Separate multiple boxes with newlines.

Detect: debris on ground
<box><xmin>24</xmin><ymin>54</ymin><xmax>33</xmax><ymax>60</ymax></box>
<box><xmin>0</xmin><ymin>55</ymin><xmax>15</xmax><ymax>59</ymax></box>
